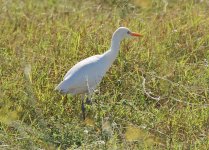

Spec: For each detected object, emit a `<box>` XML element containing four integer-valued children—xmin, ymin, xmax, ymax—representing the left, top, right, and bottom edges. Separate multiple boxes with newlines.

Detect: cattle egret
<box><xmin>55</xmin><ymin>27</ymin><xmax>142</xmax><ymax>120</ymax></box>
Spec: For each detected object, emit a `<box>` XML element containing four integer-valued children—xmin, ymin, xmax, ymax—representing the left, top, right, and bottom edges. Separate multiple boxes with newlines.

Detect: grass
<box><xmin>0</xmin><ymin>0</ymin><xmax>209</xmax><ymax>149</ymax></box>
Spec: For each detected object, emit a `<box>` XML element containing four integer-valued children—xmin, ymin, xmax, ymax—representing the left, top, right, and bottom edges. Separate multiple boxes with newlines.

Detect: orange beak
<box><xmin>130</xmin><ymin>32</ymin><xmax>142</xmax><ymax>37</ymax></box>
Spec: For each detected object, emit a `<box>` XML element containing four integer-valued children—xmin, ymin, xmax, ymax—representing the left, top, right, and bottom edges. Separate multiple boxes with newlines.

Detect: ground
<box><xmin>0</xmin><ymin>0</ymin><xmax>209</xmax><ymax>149</ymax></box>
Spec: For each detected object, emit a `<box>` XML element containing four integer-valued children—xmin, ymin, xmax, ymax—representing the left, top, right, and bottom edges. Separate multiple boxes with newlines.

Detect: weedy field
<box><xmin>0</xmin><ymin>0</ymin><xmax>209</xmax><ymax>149</ymax></box>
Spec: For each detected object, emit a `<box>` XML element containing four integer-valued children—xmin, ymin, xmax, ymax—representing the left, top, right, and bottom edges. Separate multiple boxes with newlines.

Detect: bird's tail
<box><xmin>55</xmin><ymin>81</ymin><xmax>63</xmax><ymax>91</ymax></box>
<box><xmin>54</xmin><ymin>80</ymin><xmax>69</xmax><ymax>94</ymax></box>
<box><xmin>54</xmin><ymin>84</ymin><xmax>60</xmax><ymax>91</ymax></box>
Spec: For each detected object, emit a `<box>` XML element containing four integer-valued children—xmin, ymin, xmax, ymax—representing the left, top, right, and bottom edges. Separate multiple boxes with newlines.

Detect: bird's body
<box><xmin>56</xmin><ymin>52</ymin><xmax>114</xmax><ymax>95</ymax></box>
<box><xmin>55</xmin><ymin>27</ymin><xmax>142</xmax><ymax>119</ymax></box>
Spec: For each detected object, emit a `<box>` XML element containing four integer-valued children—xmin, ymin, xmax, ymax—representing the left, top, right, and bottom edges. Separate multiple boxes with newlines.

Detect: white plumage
<box><xmin>56</xmin><ymin>54</ymin><xmax>109</xmax><ymax>95</ymax></box>
<box><xmin>55</xmin><ymin>27</ymin><xmax>141</xmax><ymax>96</ymax></box>
<box><xmin>55</xmin><ymin>27</ymin><xmax>142</xmax><ymax>120</ymax></box>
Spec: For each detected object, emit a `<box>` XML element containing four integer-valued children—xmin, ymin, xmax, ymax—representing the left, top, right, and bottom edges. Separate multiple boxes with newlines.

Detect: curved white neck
<box><xmin>102</xmin><ymin>33</ymin><xmax>123</xmax><ymax>70</ymax></box>
<box><xmin>109</xmin><ymin>35</ymin><xmax>122</xmax><ymax>59</ymax></box>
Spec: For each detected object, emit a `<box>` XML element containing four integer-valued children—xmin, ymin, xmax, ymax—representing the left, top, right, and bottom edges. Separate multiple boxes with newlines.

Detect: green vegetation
<box><xmin>1</xmin><ymin>0</ymin><xmax>209</xmax><ymax>149</ymax></box>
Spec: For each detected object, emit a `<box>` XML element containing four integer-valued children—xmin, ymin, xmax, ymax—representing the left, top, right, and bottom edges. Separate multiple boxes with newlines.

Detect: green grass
<box><xmin>1</xmin><ymin>0</ymin><xmax>209</xmax><ymax>149</ymax></box>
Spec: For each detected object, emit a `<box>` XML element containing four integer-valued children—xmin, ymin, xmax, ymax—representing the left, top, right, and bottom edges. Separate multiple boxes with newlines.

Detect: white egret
<box><xmin>55</xmin><ymin>27</ymin><xmax>142</xmax><ymax>119</ymax></box>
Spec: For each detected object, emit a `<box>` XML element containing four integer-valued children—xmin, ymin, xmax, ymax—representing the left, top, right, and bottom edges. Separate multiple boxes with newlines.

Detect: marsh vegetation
<box><xmin>0</xmin><ymin>0</ymin><xmax>209</xmax><ymax>149</ymax></box>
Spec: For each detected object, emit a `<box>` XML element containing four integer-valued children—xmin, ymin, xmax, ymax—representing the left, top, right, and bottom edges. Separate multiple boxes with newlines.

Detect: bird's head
<box><xmin>112</xmin><ymin>27</ymin><xmax>142</xmax><ymax>41</ymax></box>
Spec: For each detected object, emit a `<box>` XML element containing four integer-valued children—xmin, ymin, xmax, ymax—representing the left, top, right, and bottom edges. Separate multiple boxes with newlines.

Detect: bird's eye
<box><xmin>127</xmin><ymin>31</ymin><xmax>131</xmax><ymax>34</ymax></box>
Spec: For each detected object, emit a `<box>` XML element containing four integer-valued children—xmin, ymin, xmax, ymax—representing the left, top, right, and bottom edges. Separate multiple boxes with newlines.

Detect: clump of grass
<box><xmin>0</xmin><ymin>0</ymin><xmax>209</xmax><ymax>149</ymax></box>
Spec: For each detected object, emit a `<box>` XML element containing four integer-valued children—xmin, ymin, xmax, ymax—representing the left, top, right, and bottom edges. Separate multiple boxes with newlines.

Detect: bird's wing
<box><xmin>63</xmin><ymin>55</ymin><xmax>102</xmax><ymax>80</ymax></box>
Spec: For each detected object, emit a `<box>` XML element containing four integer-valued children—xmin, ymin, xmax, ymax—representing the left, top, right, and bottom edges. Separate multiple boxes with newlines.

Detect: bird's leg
<box><xmin>85</xmin><ymin>95</ymin><xmax>92</xmax><ymax>105</ymax></box>
<box><xmin>85</xmin><ymin>76</ymin><xmax>92</xmax><ymax>105</ymax></box>
<box><xmin>81</xmin><ymin>98</ymin><xmax>86</xmax><ymax>120</ymax></box>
